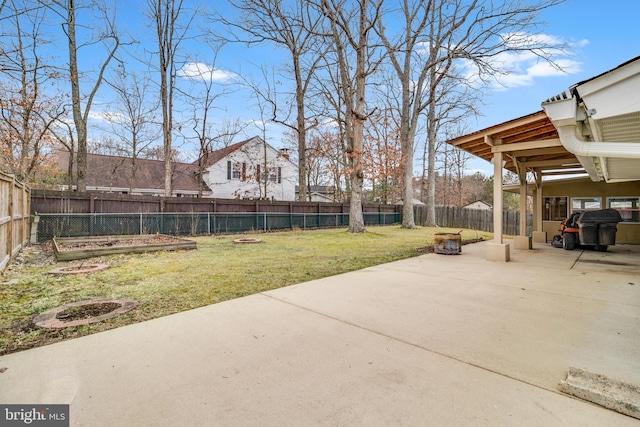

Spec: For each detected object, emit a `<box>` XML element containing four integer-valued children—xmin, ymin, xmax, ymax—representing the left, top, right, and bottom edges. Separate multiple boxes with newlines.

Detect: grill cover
<box><xmin>577</xmin><ymin>209</ymin><xmax>622</xmax><ymax>224</ymax></box>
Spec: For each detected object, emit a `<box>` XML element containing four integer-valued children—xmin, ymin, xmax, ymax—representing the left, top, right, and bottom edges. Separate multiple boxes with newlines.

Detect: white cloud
<box><xmin>178</xmin><ymin>62</ymin><xmax>236</xmax><ymax>82</ymax></box>
<box><xmin>88</xmin><ymin>110</ymin><xmax>113</xmax><ymax>123</ymax></box>
<box><xmin>495</xmin><ymin>33</ymin><xmax>587</xmax><ymax>89</ymax></box>
<box><xmin>464</xmin><ymin>167</ymin><xmax>492</xmax><ymax>177</ymax></box>
<box><xmin>460</xmin><ymin>33</ymin><xmax>588</xmax><ymax>91</ymax></box>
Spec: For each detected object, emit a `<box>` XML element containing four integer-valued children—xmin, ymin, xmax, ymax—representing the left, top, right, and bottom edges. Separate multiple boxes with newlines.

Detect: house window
<box><xmin>543</xmin><ymin>197</ymin><xmax>567</xmax><ymax>221</ymax></box>
<box><xmin>608</xmin><ymin>197</ymin><xmax>640</xmax><ymax>222</ymax></box>
<box><xmin>570</xmin><ymin>197</ymin><xmax>601</xmax><ymax>214</ymax></box>
<box><xmin>257</xmin><ymin>166</ymin><xmax>281</xmax><ymax>183</ymax></box>
<box><xmin>227</xmin><ymin>161</ymin><xmax>246</xmax><ymax>180</ymax></box>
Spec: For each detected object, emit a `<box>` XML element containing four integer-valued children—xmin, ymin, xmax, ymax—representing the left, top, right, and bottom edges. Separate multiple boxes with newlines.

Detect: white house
<box><xmin>201</xmin><ymin>136</ymin><xmax>297</xmax><ymax>200</ymax></box>
<box><xmin>54</xmin><ymin>136</ymin><xmax>298</xmax><ymax>201</ymax></box>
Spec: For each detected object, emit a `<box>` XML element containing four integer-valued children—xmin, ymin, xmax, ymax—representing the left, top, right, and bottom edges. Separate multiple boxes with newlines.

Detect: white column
<box><xmin>532</xmin><ymin>168</ymin><xmax>547</xmax><ymax>243</ymax></box>
<box><xmin>519</xmin><ymin>179</ymin><xmax>527</xmax><ymax>236</ymax></box>
<box><xmin>514</xmin><ymin>164</ymin><xmax>532</xmax><ymax>250</ymax></box>
<box><xmin>493</xmin><ymin>152</ymin><xmax>504</xmax><ymax>244</ymax></box>
<box><xmin>486</xmin><ymin>151</ymin><xmax>510</xmax><ymax>261</ymax></box>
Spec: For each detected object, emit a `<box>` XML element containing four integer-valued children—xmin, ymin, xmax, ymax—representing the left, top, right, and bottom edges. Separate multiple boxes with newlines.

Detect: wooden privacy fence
<box><xmin>30</xmin><ymin>191</ymin><xmax>532</xmax><ymax>241</ymax></box>
<box><xmin>30</xmin><ymin>190</ymin><xmax>401</xmax><ymax>216</ymax></box>
<box><xmin>30</xmin><ymin>190</ymin><xmax>402</xmax><ymax>242</ymax></box>
<box><xmin>414</xmin><ymin>205</ymin><xmax>533</xmax><ymax>236</ymax></box>
<box><xmin>0</xmin><ymin>172</ymin><xmax>31</xmax><ymax>271</ymax></box>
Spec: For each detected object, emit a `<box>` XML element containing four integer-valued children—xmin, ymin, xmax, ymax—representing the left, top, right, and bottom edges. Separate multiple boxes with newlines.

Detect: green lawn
<box><xmin>0</xmin><ymin>226</ymin><xmax>491</xmax><ymax>354</ymax></box>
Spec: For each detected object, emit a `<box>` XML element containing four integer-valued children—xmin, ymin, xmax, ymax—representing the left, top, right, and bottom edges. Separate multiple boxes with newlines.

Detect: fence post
<box><xmin>8</xmin><ymin>175</ymin><xmax>14</xmax><ymax>264</ymax></box>
<box><xmin>263</xmin><ymin>212</ymin><xmax>267</xmax><ymax>232</ymax></box>
<box><xmin>207</xmin><ymin>212</ymin><xmax>211</xmax><ymax>235</ymax></box>
<box><xmin>139</xmin><ymin>212</ymin><xmax>143</xmax><ymax>235</ymax></box>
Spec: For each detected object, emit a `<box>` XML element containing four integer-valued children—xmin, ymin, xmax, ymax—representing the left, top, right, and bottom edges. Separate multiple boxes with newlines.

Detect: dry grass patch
<box><xmin>0</xmin><ymin>226</ymin><xmax>490</xmax><ymax>354</ymax></box>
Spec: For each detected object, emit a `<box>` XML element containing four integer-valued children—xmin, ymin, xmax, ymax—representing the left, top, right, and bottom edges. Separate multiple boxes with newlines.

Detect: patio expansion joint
<box><xmin>260</xmin><ymin>292</ymin><xmax>569</xmax><ymax>399</ymax></box>
<box><xmin>570</xmin><ymin>250</ymin><xmax>586</xmax><ymax>270</ymax></box>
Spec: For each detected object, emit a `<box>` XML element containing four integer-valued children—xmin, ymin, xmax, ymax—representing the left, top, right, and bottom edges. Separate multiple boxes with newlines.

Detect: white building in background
<box><xmin>54</xmin><ymin>136</ymin><xmax>298</xmax><ymax>201</ymax></box>
<box><xmin>462</xmin><ymin>200</ymin><xmax>492</xmax><ymax>210</ymax></box>
<box><xmin>200</xmin><ymin>136</ymin><xmax>297</xmax><ymax>200</ymax></box>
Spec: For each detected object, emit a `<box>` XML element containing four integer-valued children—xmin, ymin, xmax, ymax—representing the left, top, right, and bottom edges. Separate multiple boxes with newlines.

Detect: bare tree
<box><xmin>47</xmin><ymin>0</ymin><xmax>122</xmax><ymax>192</ymax></box>
<box><xmin>216</xmin><ymin>0</ymin><xmax>324</xmax><ymax>202</ymax></box>
<box><xmin>103</xmin><ymin>67</ymin><xmax>161</xmax><ymax>193</ymax></box>
<box><xmin>284</xmin><ymin>127</ymin><xmax>343</xmax><ymax>201</ymax></box>
<box><xmin>0</xmin><ymin>0</ymin><xmax>67</xmax><ymax>184</ymax></box>
<box><xmin>49</xmin><ymin>119</ymin><xmax>75</xmax><ymax>189</ymax></box>
<box><xmin>317</xmin><ymin>0</ymin><xmax>384</xmax><ymax>233</ymax></box>
<box><xmin>147</xmin><ymin>0</ymin><xmax>195</xmax><ymax>197</ymax></box>
<box><xmin>179</xmin><ymin>56</ymin><xmax>242</xmax><ymax>197</ymax></box>
<box><xmin>311</xmin><ymin>64</ymin><xmax>350</xmax><ymax>201</ymax></box>
<box><xmin>362</xmin><ymin>108</ymin><xmax>403</xmax><ymax>204</ymax></box>
<box><xmin>377</xmin><ymin>0</ymin><xmax>566</xmax><ymax>226</ymax></box>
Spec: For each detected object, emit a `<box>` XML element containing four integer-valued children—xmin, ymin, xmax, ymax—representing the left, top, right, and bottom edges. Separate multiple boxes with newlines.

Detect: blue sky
<box><xmin>460</xmin><ymin>0</ymin><xmax>640</xmax><ymax>175</ymax></box>
<box><xmin>19</xmin><ymin>0</ymin><xmax>640</xmax><ymax>176</ymax></box>
<box><xmin>473</xmin><ymin>0</ymin><xmax>639</xmax><ymax>129</ymax></box>
<box><xmin>193</xmin><ymin>0</ymin><xmax>640</xmax><ymax>177</ymax></box>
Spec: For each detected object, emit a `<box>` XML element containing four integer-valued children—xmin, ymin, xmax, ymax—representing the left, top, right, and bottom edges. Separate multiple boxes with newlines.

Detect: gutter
<box><xmin>542</xmin><ymin>96</ymin><xmax>640</xmax><ymax>181</ymax></box>
<box><xmin>555</xmin><ymin>124</ymin><xmax>640</xmax><ymax>159</ymax></box>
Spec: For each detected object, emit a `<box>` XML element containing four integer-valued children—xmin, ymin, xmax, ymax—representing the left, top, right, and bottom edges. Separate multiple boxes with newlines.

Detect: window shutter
<box><xmin>242</xmin><ymin>163</ymin><xmax>246</xmax><ymax>181</ymax></box>
<box><xmin>227</xmin><ymin>161</ymin><xmax>231</xmax><ymax>180</ymax></box>
<box><xmin>256</xmin><ymin>164</ymin><xmax>261</xmax><ymax>182</ymax></box>
<box><xmin>278</xmin><ymin>167</ymin><xmax>282</xmax><ymax>184</ymax></box>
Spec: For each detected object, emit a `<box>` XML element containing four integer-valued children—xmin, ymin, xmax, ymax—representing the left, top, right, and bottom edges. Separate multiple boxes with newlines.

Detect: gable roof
<box><xmin>462</xmin><ymin>200</ymin><xmax>492</xmax><ymax>209</ymax></box>
<box><xmin>54</xmin><ymin>151</ymin><xmax>201</xmax><ymax>192</ymax></box>
<box><xmin>199</xmin><ymin>138</ymin><xmax>253</xmax><ymax>168</ymax></box>
<box><xmin>198</xmin><ymin>136</ymin><xmax>297</xmax><ymax>168</ymax></box>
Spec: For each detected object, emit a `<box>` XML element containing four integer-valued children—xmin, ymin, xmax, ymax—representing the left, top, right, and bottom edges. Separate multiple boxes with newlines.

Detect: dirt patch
<box><xmin>55</xmin><ymin>235</ymin><xmax>186</xmax><ymax>251</ymax></box>
<box><xmin>56</xmin><ymin>302</ymin><xmax>121</xmax><ymax>321</ymax></box>
<box><xmin>48</xmin><ymin>263</ymin><xmax>110</xmax><ymax>275</ymax></box>
<box><xmin>233</xmin><ymin>238</ymin><xmax>263</xmax><ymax>244</ymax></box>
<box><xmin>33</xmin><ymin>299</ymin><xmax>139</xmax><ymax>329</ymax></box>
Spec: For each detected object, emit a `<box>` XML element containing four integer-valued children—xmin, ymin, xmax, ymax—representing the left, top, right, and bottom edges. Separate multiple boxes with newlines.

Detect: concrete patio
<box><xmin>1</xmin><ymin>240</ymin><xmax>639</xmax><ymax>426</ymax></box>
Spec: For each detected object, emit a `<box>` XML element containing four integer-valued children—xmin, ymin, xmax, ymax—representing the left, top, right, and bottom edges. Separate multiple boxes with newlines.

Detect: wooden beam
<box><xmin>522</xmin><ymin>158</ymin><xmax>578</xmax><ymax>168</ymax></box>
<box><xmin>451</xmin><ymin>135</ymin><xmax>482</xmax><ymax>147</ymax></box>
<box><xmin>491</xmin><ymin>138</ymin><xmax>562</xmax><ymax>153</ymax></box>
<box><xmin>538</xmin><ymin>163</ymin><xmax>582</xmax><ymax>170</ymax></box>
<box><xmin>484</xmin><ymin>135</ymin><xmax>495</xmax><ymax>147</ymax></box>
<box><xmin>448</xmin><ymin>111</ymin><xmax>549</xmax><ymax>147</ymax></box>
<box><xmin>541</xmin><ymin>170</ymin><xmax>588</xmax><ymax>176</ymax></box>
<box><xmin>509</xmin><ymin>146</ymin><xmax>569</xmax><ymax>157</ymax></box>
<box><xmin>490</xmin><ymin>112</ymin><xmax>548</xmax><ymax>132</ymax></box>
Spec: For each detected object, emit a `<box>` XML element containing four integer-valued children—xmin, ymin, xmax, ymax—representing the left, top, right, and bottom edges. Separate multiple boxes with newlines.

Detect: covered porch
<box><xmin>447</xmin><ymin>56</ymin><xmax>640</xmax><ymax>261</ymax></box>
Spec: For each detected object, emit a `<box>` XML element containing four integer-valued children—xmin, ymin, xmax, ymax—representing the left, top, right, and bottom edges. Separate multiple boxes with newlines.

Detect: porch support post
<box><xmin>514</xmin><ymin>161</ymin><xmax>532</xmax><ymax>250</ymax></box>
<box><xmin>486</xmin><ymin>151</ymin><xmax>510</xmax><ymax>261</ymax></box>
<box><xmin>532</xmin><ymin>168</ymin><xmax>547</xmax><ymax>243</ymax></box>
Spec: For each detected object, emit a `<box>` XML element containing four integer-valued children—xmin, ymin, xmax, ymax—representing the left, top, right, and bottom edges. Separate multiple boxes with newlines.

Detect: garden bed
<box><xmin>52</xmin><ymin>234</ymin><xmax>197</xmax><ymax>261</ymax></box>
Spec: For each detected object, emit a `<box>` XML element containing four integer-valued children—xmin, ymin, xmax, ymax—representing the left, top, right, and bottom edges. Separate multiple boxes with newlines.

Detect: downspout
<box><xmin>542</xmin><ymin>96</ymin><xmax>640</xmax><ymax>181</ymax></box>
<box><xmin>556</xmin><ymin>124</ymin><xmax>640</xmax><ymax>159</ymax></box>
<box><xmin>554</xmin><ymin>123</ymin><xmax>640</xmax><ymax>182</ymax></box>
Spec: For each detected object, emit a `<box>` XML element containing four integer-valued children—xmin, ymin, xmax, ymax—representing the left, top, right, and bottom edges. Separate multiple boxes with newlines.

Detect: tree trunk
<box><xmin>294</xmin><ymin>55</ymin><xmax>308</xmax><ymax>202</ymax></box>
<box><xmin>67</xmin><ymin>0</ymin><xmax>86</xmax><ymax>192</ymax></box>
<box><xmin>425</xmin><ymin>94</ymin><xmax>437</xmax><ymax>227</ymax></box>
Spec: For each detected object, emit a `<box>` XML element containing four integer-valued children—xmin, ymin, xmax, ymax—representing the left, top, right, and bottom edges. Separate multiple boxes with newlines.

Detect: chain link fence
<box><xmin>35</xmin><ymin>212</ymin><xmax>401</xmax><ymax>243</ymax></box>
